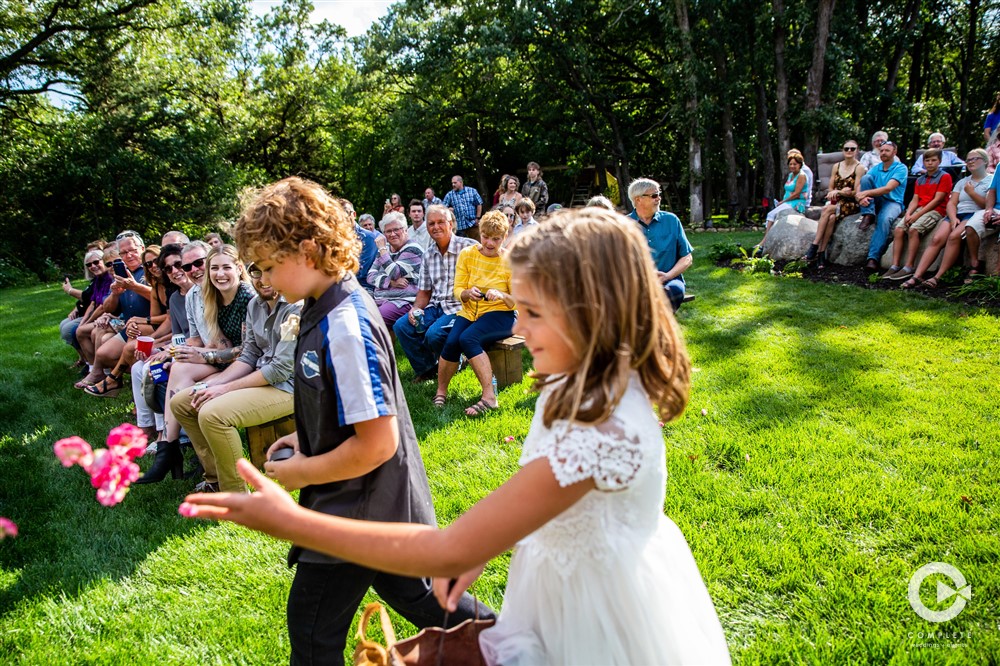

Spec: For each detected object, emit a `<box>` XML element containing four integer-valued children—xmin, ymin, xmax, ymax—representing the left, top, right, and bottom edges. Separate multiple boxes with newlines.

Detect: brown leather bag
<box><xmin>352</xmin><ymin>601</ymin><xmax>494</xmax><ymax>666</ymax></box>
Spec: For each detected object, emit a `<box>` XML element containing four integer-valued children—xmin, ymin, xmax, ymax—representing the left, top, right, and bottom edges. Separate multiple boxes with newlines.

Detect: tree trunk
<box><xmin>875</xmin><ymin>0</ymin><xmax>921</xmax><ymax>129</ymax></box>
<box><xmin>464</xmin><ymin>119</ymin><xmax>489</xmax><ymax>199</ymax></box>
<box><xmin>716</xmin><ymin>52</ymin><xmax>740</xmax><ymax>218</ymax></box>
<box><xmin>803</xmin><ymin>0</ymin><xmax>836</xmax><ymax>180</ymax></box>
<box><xmin>755</xmin><ymin>77</ymin><xmax>777</xmax><ymax>201</ymax></box>
<box><xmin>675</xmin><ymin>0</ymin><xmax>703</xmax><ymax>225</ymax></box>
<box><xmin>772</xmin><ymin>0</ymin><xmax>790</xmax><ymax>165</ymax></box>
<box><xmin>958</xmin><ymin>0</ymin><xmax>979</xmax><ymax>149</ymax></box>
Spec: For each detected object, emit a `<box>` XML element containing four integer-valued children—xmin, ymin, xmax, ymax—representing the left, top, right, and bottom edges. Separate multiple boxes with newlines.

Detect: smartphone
<box><xmin>112</xmin><ymin>259</ymin><xmax>129</xmax><ymax>278</ymax></box>
<box><xmin>269</xmin><ymin>447</ymin><xmax>295</xmax><ymax>462</ymax></box>
<box><xmin>63</xmin><ymin>275</ymin><xmax>72</xmax><ymax>283</ymax></box>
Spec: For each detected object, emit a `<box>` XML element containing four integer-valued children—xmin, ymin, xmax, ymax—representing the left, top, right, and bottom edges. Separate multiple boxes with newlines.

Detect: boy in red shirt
<box><xmin>883</xmin><ymin>149</ymin><xmax>952</xmax><ymax>281</ymax></box>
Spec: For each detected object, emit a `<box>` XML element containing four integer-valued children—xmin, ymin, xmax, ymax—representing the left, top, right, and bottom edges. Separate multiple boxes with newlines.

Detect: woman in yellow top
<box><xmin>434</xmin><ymin>210</ymin><xmax>517</xmax><ymax>416</ymax></box>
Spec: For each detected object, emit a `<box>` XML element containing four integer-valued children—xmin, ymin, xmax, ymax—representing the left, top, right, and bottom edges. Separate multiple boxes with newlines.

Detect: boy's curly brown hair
<box><xmin>234</xmin><ymin>177</ymin><xmax>360</xmax><ymax>277</ymax></box>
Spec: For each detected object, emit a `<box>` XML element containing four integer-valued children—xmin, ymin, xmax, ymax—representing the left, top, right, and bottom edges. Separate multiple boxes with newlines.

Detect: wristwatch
<box><xmin>146</xmin><ymin>317</ymin><xmax>152</xmax><ymax>326</ymax></box>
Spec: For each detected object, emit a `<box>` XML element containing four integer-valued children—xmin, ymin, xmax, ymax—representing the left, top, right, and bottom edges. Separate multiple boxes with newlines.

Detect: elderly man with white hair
<box><xmin>860</xmin><ymin>131</ymin><xmax>900</xmax><ymax>170</ymax></box>
<box><xmin>626</xmin><ymin>178</ymin><xmax>693</xmax><ymax>312</ymax></box>
<box><xmin>367</xmin><ymin>211</ymin><xmax>425</xmax><ymax>328</ymax></box>
<box><xmin>911</xmin><ymin>132</ymin><xmax>965</xmax><ymax>175</ymax></box>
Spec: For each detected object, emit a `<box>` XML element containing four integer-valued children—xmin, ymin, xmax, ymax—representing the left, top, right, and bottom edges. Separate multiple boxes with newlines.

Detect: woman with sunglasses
<box><xmin>59</xmin><ymin>248</ymin><xmax>114</xmax><ymax>368</ymax></box>
<box><xmin>73</xmin><ymin>245</ymin><xmax>122</xmax><ymax>387</ymax></box>
<box><xmin>803</xmin><ymin>140</ymin><xmax>867</xmax><ymax>268</ymax></box>
<box><xmin>85</xmin><ymin>245</ymin><xmax>171</xmax><ymax>398</ymax></box>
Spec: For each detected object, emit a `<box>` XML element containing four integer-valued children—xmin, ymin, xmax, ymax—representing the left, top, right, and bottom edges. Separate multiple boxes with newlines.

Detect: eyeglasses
<box><xmin>505</xmin><ymin>214</ymin><xmax>516</xmax><ymax>220</ymax></box>
<box><xmin>104</xmin><ymin>262</ymin><xmax>115</xmax><ymax>268</ymax></box>
<box><xmin>843</xmin><ymin>146</ymin><xmax>857</xmax><ymax>152</ymax></box>
<box><xmin>181</xmin><ymin>257</ymin><xmax>206</xmax><ymax>273</ymax></box>
<box><xmin>967</xmin><ymin>156</ymin><xmax>984</xmax><ymax>162</ymax></box>
<box><xmin>639</xmin><ymin>192</ymin><xmax>662</xmax><ymax>199</ymax></box>
<box><xmin>143</xmin><ymin>260</ymin><xmax>158</xmax><ymax>269</ymax></box>
<box><xmin>248</xmin><ymin>267</ymin><xmax>263</xmax><ymax>279</ymax></box>
<box><xmin>86</xmin><ymin>260</ymin><xmax>102</xmax><ymax>268</ymax></box>
<box><xmin>384</xmin><ymin>228</ymin><xmax>405</xmax><ymax>236</ymax></box>
<box><xmin>164</xmin><ymin>261</ymin><xmax>184</xmax><ymax>273</ymax></box>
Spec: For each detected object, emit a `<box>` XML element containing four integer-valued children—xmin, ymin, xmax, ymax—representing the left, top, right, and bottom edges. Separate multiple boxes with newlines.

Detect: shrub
<box><xmin>0</xmin><ymin>256</ymin><xmax>37</xmax><ymax>288</ymax></box>
<box><xmin>707</xmin><ymin>240</ymin><xmax>744</xmax><ymax>262</ymax></box>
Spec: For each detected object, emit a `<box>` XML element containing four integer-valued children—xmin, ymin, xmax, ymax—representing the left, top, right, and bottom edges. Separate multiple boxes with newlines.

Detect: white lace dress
<box><xmin>479</xmin><ymin>377</ymin><xmax>731</xmax><ymax>665</ymax></box>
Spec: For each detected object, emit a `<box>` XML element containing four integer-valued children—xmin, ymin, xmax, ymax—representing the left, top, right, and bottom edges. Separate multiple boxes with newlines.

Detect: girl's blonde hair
<box><xmin>234</xmin><ymin>176</ymin><xmax>360</xmax><ymax>278</ymax></box>
<box><xmin>480</xmin><ymin>209</ymin><xmax>510</xmax><ymax>239</ymax></box>
<box><xmin>506</xmin><ymin>208</ymin><xmax>690</xmax><ymax>427</ymax></box>
<box><xmin>201</xmin><ymin>244</ymin><xmax>250</xmax><ymax>347</ymax></box>
<box><xmin>142</xmin><ymin>244</ymin><xmax>162</xmax><ymax>291</ymax></box>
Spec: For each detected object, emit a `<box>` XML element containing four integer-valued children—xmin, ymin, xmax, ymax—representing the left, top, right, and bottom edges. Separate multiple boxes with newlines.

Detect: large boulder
<box><xmin>760</xmin><ymin>212</ymin><xmax>817</xmax><ymax>261</ymax></box>
<box><xmin>879</xmin><ymin>222</ymin><xmax>1000</xmax><ymax>274</ymax></box>
<box><xmin>825</xmin><ymin>214</ymin><xmax>871</xmax><ymax>265</ymax></box>
<box><xmin>879</xmin><ymin>220</ymin><xmax>947</xmax><ymax>271</ymax></box>
<box><xmin>803</xmin><ymin>206</ymin><xmax>823</xmax><ymax>221</ymax></box>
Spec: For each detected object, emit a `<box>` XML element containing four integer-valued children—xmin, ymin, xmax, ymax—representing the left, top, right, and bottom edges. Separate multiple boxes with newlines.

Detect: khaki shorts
<box><xmin>963</xmin><ymin>209</ymin><xmax>1000</xmax><ymax>240</ymax></box>
<box><xmin>897</xmin><ymin>210</ymin><xmax>943</xmax><ymax>235</ymax></box>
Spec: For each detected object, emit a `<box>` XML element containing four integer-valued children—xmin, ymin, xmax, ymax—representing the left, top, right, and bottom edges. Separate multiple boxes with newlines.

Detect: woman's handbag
<box><xmin>353</xmin><ymin>599</ymin><xmax>494</xmax><ymax>666</ymax></box>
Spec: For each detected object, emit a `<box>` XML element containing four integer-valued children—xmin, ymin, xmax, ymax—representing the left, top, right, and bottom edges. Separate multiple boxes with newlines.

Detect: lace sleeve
<box><xmin>522</xmin><ymin>418</ymin><xmax>644</xmax><ymax>491</ymax></box>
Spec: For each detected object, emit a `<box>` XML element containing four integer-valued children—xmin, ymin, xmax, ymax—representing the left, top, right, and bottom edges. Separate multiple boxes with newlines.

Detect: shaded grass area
<box><xmin>2</xmin><ymin>242</ymin><xmax>999</xmax><ymax>663</ymax></box>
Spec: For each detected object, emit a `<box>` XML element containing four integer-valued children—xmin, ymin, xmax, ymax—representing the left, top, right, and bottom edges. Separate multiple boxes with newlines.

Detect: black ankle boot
<box><xmin>804</xmin><ymin>243</ymin><xmax>819</xmax><ymax>262</ymax></box>
<box><xmin>134</xmin><ymin>439</ymin><xmax>182</xmax><ymax>484</ymax></box>
<box><xmin>817</xmin><ymin>250</ymin><xmax>827</xmax><ymax>270</ymax></box>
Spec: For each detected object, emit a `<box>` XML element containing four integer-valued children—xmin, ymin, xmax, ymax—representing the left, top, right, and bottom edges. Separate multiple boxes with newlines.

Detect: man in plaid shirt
<box><xmin>393</xmin><ymin>205</ymin><xmax>477</xmax><ymax>382</ymax></box>
<box><xmin>443</xmin><ymin>175</ymin><xmax>483</xmax><ymax>241</ymax></box>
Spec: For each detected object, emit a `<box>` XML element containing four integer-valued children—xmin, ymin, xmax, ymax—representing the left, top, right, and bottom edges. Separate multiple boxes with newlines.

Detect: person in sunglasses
<box><xmin>59</xmin><ymin>247</ymin><xmax>113</xmax><ymax>368</ymax></box>
<box><xmin>627</xmin><ymin>177</ymin><xmax>693</xmax><ymax>312</ymax></box>
<box><xmin>803</xmin><ymin>139</ymin><xmax>867</xmax><ymax>268</ymax></box>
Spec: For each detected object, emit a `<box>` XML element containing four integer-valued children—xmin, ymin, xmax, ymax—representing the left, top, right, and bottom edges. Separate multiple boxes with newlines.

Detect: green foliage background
<box><xmin>3</xmin><ymin>0</ymin><xmax>1000</xmax><ymax>282</ymax></box>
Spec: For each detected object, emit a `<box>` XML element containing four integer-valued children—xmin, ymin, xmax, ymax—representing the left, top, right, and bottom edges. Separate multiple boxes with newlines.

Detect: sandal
<box><xmin>74</xmin><ymin>377</ymin><xmax>99</xmax><ymax>389</ymax></box>
<box><xmin>432</xmin><ymin>393</ymin><xmax>447</xmax><ymax>408</ymax></box>
<box><xmin>85</xmin><ymin>374</ymin><xmax>122</xmax><ymax>398</ymax></box>
<box><xmin>922</xmin><ymin>277</ymin><xmax>940</xmax><ymax>289</ymax></box>
<box><xmin>964</xmin><ymin>267</ymin><xmax>982</xmax><ymax>285</ymax></box>
<box><xmin>900</xmin><ymin>277</ymin><xmax>921</xmax><ymax>289</ymax></box>
<box><xmin>465</xmin><ymin>398</ymin><xmax>498</xmax><ymax>417</ymax></box>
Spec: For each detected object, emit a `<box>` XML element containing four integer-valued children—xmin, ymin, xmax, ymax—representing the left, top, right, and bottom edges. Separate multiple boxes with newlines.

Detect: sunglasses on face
<box><xmin>639</xmin><ymin>192</ymin><xmax>662</xmax><ymax>199</ymax></box>
<box><xmin>248</xmin><ymin>267</ymin><xmax>263</xmax><ymax>279</ymax></box>
<box><xmin>164</xmin><ymin>261</ymin><xmax>184</xmax><ymax>273</ymax></box>
<box><xmin>843</xmin><ymin>146</ymin><xmax>857</xmax><ymax>151</ymax></box>
<box><xmin>143</xmin><ymin>260</ymin><xmax>158</xmax><ymax>269</ymax></box>
<box><xmin>104</xmin><ymin>261</ymin><xmax>115</xmax><ymax>268</ymax></box>
<box><xmin>181</xmin><ymin>257</ymin><xmax>206</xmax><ymax>273</ymax></box>
<box><xmin>86</xmin><ymin>260</ymin><xmax>102</xmax><ymax>268</ymax></box>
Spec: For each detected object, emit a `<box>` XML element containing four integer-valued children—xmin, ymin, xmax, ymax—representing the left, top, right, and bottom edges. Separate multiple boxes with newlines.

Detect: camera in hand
<box><xmin>269</xmin><ymin>447</ymin><xmax>295</xmax><ymax>462</ymax></box>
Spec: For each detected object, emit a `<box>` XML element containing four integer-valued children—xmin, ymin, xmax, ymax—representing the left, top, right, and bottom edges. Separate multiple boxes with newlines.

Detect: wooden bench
<box><xmin>486</xmin><ymin>335</ymin><xmax>526</xmax><ymax>390</ymax></box>
<box><xmin>246</xmin><ymin>414</ymin><xmax>297</xmax><ymax>470</ymax></box>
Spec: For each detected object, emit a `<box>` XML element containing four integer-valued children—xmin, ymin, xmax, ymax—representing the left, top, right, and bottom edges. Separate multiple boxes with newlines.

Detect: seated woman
<box><xmin>73</xmin><ymin>245</ymin><xmax>119</xmax><ymax>386</ymax></box>
<box><xmin>757</xmin><ymin>150</ymin><xmax>809</xmax><ymax>253</ymax></box>
<box><xmin>433</xmin><ymin>210</ymin><xmax>517</xmax><ymax>416</ymax></box>
<box><xmin>138</xmin><ymin>244</ymin><xmax>254</xmax><ymax>484</ymax></box>
<box><xmin>366</xmin><ymin>212</ymin><xmax>424</xmax><ymax>328</ymax></box>
<box><xmin>496</xmin><ymin>174</ymin><xmax>523</xmax><ymax>210</ymax></box>
<box><xmin>85</xmin><ymin>244</ymin><xmax>170</xmax><ymax>397</ymax></box>
<box><xmin>803</xmin><ymin>140</ymin><xmax>866</xmax><ymax>268</ymax></box>
<box><xmin>902</xmin><ymin>149</ymin><xmax>993</xmax><ymax>289</ymax></box>
<box><xmin>60</xmin><ymin>248</ymin><xmax>112</xmax><ymax>368</ymax></box>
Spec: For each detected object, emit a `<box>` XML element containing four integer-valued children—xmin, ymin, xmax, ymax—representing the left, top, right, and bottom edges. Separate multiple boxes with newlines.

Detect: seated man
<box><xmin>882</xmin><ymin>149</ymin><xmax>952</xmax><ymax>281</ymax></box>
<box><xmin>857</xmin><ymin>141</ymin><xmax>909</xmax><ymax>272</ymax></box>
<box><xmin>911</xmin><ymin>133</ymin><xmax>966</xmax><ymax>175</ymax></box>
<box><xmin>170</xmin><ymin>262</ymin><xmax>300</xmax><ymax>493</ymax></box>
<box><xmin>393</xmin><ymin>205</ymin><xmax>476</xmax><ymax>382</ymax></box>
<box><xmin>626</xmin><ymin>177</ymin><xmax>693</xmax><ymax>312</ymax></box>
<box><xmin>860</xmin><ymin>131</ymin><xmax>897</xmax><ymax>170</ymax></box>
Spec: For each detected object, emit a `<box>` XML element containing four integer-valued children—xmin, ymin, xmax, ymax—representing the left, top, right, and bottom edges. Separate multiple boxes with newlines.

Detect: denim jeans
<box><xmin>859</xmin><ymin>174</ymin><xmax>904</xmax><ymax>261</ymax></box>
<box><xmin>664</xmin><ymin>278</ymin><xmax>687</xmax><ymax>312</ymax></box>
<box><xmin>393</xmin><ymin>305</ymin><xmax>455</xmax><ymax>376</ymax></box>
<box><xmin>440</xmin><ymin>310</ymin><xmax>516</xmax><ymax>363</ymax></box>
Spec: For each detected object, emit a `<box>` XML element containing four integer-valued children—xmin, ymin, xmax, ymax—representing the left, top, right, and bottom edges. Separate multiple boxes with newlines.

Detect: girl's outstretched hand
<box><xmin>179</xmin><ymin>459</ymin><xmax>300</xmax><ymax>539</ymax></box>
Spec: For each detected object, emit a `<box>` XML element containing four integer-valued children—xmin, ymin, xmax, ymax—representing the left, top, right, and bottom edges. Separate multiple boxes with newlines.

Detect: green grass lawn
<box><xmin>2</xmin><ymin>231</ymin><xmax>998</xmax><ymax>664</ymax></box>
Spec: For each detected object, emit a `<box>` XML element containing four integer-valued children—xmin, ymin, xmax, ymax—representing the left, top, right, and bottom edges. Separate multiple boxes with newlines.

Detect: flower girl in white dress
<box><xmin>183</xmin><ymin>208</ymin><xmax>731</xmax><ymax>665</ymax></box>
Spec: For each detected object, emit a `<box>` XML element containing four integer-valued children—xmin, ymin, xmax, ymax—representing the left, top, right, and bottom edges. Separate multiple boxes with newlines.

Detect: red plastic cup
<box><xmin>136</xmin><ymin>336</ymin><xmax>154</xmax><ymax>356</ymax></box>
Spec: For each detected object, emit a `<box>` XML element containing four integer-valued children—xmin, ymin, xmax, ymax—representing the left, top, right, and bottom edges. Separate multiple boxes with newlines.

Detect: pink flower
<box><xmin>106</xmin><ymin>423</ymin><xmax>147</xmax><ymax>460</ymax></box>
<box><xmin>0</xmin><ymin>517</ymin><xmax>17</xmax><ymax>539</ymax></box>
<box><xmin>504</xmin><ymin>436</ymin><xmax>516</xmax><ymax>443</ymax></box>
<box><xmin>178</xmin><ymin>503</ymin><xmax>197</xmax><ymax>518</ymax></box>
<box><xmin>701</xmin><ymin>408</ymin><xmax>708</xmax><ymax>416</ymax></box>
<box><xmin>53</xmin><ymin>436</ymin><xmax>93</xmax><ymax>468</ymax></box>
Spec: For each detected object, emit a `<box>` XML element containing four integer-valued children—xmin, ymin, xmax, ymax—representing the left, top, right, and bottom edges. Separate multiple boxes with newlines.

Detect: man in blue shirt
<box><xmin>339</xmin><ymin>198</ymin><xmax>378</xmax><ymax>291</ymax></box>
<box><xmin>627</xmin><ymin>178</ymin><xmax>693</xmax><ymax>312</ymax></box>
<box><xmin>857</xmin><ymin>141</ymin><xmax>909</xmax><ymax>271</ymax></box>
<box><xmin>442</xmin><ymin>175</ymin><xmax>483</xmax><ymax>241</ymax></box>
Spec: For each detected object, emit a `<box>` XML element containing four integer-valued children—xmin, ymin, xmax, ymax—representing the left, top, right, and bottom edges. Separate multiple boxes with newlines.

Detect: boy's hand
<box><xmin>264</xmin><ymin>451</ymin><xmax>310</xmax><ymax>491</ymax></box>
<box><xmin>266</xmin><ymin>431</ymin><xmax>299</xmax><ymax>458</ymax></box>
<box><xmin>180</xmin><ymin>460</ymin><xmax>301</xmax><ymax>536</ymax></box>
